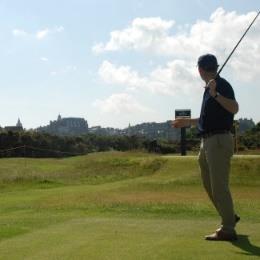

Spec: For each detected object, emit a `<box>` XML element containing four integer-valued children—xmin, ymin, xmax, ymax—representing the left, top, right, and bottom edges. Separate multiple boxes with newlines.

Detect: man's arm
<box><xmin>172</xmin><ymin>118</ymin><xmax>199</xmax><ymax>128</ymax></box>
<box><xmin>214</xmin><ymin>94</ymin><xmax>239</xmax><ymax>114</ymax></box>
<box><xmin>208</xmin><ymin>79</ymin><xmax>239</xmax><ymax>114</ymax></box>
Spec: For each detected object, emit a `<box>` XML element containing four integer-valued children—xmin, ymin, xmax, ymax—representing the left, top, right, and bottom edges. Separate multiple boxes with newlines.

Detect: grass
<box><xmin>0</xmin><ymin>152</ymin><xmax>259</xmax><ymax>259</ymax></box>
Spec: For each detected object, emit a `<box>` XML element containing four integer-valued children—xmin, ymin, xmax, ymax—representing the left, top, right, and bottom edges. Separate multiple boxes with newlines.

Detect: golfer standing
<box><xmin>173</xmin><ymin>54</ymin><xmax>239</xmax><ymax>241</ymax></box>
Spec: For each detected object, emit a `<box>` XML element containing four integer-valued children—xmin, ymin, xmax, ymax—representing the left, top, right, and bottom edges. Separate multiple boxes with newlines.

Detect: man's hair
<box><xmin>197</xmin><ymin>54</ymin><xmax>219</xmax><ymax>72</ymax></box>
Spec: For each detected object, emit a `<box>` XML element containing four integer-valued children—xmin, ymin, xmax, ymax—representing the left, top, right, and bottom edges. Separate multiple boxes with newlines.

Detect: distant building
<box><xmin>4</xmin><ymin>118</ymin><xmax>24</xmax><ymax>132</ymax></box>
<box><xmin>88</xmin><ymin>126</ymin><xmax>121</xmax><ymax>136</ymax></box>
<box><xmin>88</xmin><ymin>121</ymin><xmax>180</xmax><ymax>140</ymax></box>
<box><xmin>37</xmin><ymin>114</ymin><xmax>88</xmax><ymax>136</ymax></box>
<box><xmin>36</xmin><ymin>115</ymin><xmax>180</xmax><ymax>139</ymax></box>
<box><xmin>16</xmin><ymin>118</ymin><xmax>23</xmax><ymax>128</ymax></box>
<box><xmin>88</xmin><ymin>126</ymin><xmax>101</xmax><ymax>133</ymax></box>
<box><xmin>123</xmin><ymin>121</ymin><xmax>179</xmax><ymax>140</ymax></box>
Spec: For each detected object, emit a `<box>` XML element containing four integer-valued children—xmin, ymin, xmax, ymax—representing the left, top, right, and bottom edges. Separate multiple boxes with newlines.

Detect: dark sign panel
<box><xmin>174</xmin><ymin>109</ymin><xmax>191</xmax><ymax>156</ymax></box>
<box><xmin>175</xmin><ymin>109</ymin><xmax>191</xmax><ymax>119</ymax></box>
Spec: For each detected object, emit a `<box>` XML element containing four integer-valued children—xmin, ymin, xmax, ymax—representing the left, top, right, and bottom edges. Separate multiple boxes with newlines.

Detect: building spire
<box><xmin>16</xmin><ymin>118</ymin><xmax>23</xmax><ymax>128</ymax></box>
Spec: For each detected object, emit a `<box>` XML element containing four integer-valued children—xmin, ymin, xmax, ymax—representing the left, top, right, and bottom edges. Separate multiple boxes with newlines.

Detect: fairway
<box><xmin>0</xmin><ymin>152</ymin><xmax>259</xmax><ymax>259</ymax></box>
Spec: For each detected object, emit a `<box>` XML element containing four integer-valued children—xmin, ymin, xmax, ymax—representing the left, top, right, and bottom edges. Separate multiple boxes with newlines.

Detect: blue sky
<box><xmin>0</xmin><ymin>0</ymin><xmax>259</xmax><ymax>129</ymax></box>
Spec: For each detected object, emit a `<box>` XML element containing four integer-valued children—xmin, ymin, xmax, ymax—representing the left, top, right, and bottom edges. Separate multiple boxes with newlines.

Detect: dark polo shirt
<box><xmin>198</xmin><ymin>75</ymin><xmax>235</xmax><ymax>134</ymax></box>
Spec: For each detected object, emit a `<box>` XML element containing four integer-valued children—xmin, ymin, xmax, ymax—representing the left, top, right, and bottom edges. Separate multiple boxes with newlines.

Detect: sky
<box><xmin>0</xmin><ymin>0</ymin><xmax>259</xmax><ymax>129</ymax></box>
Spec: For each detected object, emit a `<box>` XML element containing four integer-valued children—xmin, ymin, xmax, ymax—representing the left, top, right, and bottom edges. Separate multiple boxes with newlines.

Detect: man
<box><xmin>172</xmin><ymin>54</ymin><xmax>239</xmax><ymax>241</ymax></box>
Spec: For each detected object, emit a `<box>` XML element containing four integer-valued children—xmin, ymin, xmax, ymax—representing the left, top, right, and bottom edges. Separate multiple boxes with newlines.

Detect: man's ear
<box><xmin>198</xmin><ymin>67</ymin><xmax>204</xmax><ymax>76</ymax></box>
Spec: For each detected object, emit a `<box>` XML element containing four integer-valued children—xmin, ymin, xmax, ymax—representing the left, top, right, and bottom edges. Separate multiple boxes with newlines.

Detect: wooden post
<box><xmin>175</xmin><ymin>109</ymin><xmax>191</xmax><ymax>156</ymax></box>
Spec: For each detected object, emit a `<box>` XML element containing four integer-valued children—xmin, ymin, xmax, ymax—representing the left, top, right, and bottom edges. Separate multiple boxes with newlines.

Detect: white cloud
<box><xmin>12</xmin><ymin>29</ymin><xmax>28</xmax><ymax>37</ymax></box>
<box><xmin>94</xmin><ymin>8</ymin><xmax>260</xmax><ymax>83</ymax></box>
<box><xmin>55</xmin><ymin>26</ymin><xmax>64</xmax><ymax>33</ymax></box>
<box><xmin>93</xmin><ymin>17</ymin><xmax>174</xmax><ymax>53</ymax></box>
<box><xmin>40</xmin><ymin>57</ymin><xmax>49</xmax><ymax>62</ymax></box>
<box><xmin>12</xmin><ymin>26</ymin><xmax>64</xmax><ymax>40</ymax></box>
<box><xmin>93</xmin><ymin>93</ymin><xmax>151</xmax><ymax>114</ymax></box>
<box><xmin>148</xmin><ymin>60</ymin><xmax>201</xmax><ymax>95</ymax></box>
<box><xmin>98</xmin><ymin>60</ymin><xmax>146</xmax><ymax>90</ymax></box>
<box><xmin>98</xmin><ymin>60</ymin><xmax>201</xmax><ymax>96</ymax></box>
<box><xmin>36</xmin><ymin>26</ymin><xmax>64</xmax><ymax>40</ymax></box>
<box><xmin>36</xmin><ymin>28</ymin><xmax>50</xmax><ymax>40</ymax></box>
<box><xmin>93</xmin><ymin>9</ymin><xmax>259</xmax><ymax>58</ymax></box>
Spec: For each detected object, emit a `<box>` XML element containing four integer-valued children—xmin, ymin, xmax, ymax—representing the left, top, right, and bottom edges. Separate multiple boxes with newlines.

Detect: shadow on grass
<box><xmin>231</xmin><ymin>235</ymin><xmax>260</xmax><ymax>257</ymax></box>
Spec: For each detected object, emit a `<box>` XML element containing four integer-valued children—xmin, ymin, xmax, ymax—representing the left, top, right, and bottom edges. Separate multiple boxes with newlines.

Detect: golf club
<box><xmin>217</xmin><ymin>10</ymin><xmax>260</xmax><ymax>76</ymax></box>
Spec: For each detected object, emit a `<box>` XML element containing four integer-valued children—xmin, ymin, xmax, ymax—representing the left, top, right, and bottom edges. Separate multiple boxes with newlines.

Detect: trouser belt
<box><xmin>201</xmin><ymin>130</ymin><xmax>230</xmax><ymax>139</ymax></box>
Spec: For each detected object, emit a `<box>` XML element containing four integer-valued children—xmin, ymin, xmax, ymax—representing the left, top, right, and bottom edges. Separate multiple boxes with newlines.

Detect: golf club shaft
<box><xmin>217</xmin><ymin>10</ymin><xmax>260</xmax><ymax>76</ymax></box>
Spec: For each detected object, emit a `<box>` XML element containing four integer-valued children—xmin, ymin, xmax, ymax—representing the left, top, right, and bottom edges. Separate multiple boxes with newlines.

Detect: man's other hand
<box><xmin>172</xmin><ymin>118</ymin><xmax>191</xmax><ymax>128</ymax></box>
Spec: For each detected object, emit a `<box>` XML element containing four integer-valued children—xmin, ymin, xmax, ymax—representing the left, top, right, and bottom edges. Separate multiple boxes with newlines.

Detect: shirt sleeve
<box><xmin>218</xmin><ymin>82</ymin><xmax>235</xmax><ymax>100</ymax></box>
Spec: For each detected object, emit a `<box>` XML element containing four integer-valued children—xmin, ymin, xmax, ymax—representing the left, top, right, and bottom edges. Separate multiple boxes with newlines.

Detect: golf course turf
<box><xmin>0</xmin><ymin>152</ymin><xmax>259</xmax><ymax>259</ymax></box>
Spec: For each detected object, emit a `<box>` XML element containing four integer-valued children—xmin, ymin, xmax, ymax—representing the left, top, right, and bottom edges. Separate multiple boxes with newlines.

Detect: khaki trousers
<box><xmin>198</xmin><ymin>133</ymin><xmax>235</xmax><ymax>232</ymax></box>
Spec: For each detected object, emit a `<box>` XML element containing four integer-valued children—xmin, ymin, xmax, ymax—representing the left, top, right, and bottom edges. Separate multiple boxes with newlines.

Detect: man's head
<box><xmin>197</xmin><ymin>54</ymin><xmax>219</xmax><ymax>81</ymax></box>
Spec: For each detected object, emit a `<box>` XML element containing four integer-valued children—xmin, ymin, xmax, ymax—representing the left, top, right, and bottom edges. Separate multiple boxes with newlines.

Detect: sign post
<box><xmin>175</xmin><ymin>109</ymin><xmax>191</xmax><ymax>156</ymax></box>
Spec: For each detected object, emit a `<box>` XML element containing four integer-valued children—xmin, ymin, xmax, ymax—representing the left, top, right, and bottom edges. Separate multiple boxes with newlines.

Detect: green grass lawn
<box><xmin>0</xmin><ymin>152</ymin><xmax>259</xmax><ymax>259</ymax></box>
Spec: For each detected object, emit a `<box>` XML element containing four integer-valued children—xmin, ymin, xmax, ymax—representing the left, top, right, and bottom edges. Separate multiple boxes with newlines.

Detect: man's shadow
<box><xmin>231</xmin><ymin>235</ymin><xmax>260</xmax><ymax>256</ymax></box>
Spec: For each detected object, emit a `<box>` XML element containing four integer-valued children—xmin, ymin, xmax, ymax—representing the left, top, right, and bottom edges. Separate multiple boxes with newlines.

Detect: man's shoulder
<box><xmin>217</xmin><ymin>76</ymin><xmax>235</xmax><ymax>98</ymax></box>
<box><xmin>217</xmin><ymin>76</ymin><xmax>232</xmax><ymax>88</ymax></box>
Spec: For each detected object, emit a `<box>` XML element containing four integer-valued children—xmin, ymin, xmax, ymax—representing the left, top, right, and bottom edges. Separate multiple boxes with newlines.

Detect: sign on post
<box><xmin>175</xmin><ymin>109</ymin><xmax>191</xmax><ymax>120</ymax></box>
<box><xmin>175</xmin><ymin>109</ymin><xmax>191</xmax><ymax>156</ymax></box>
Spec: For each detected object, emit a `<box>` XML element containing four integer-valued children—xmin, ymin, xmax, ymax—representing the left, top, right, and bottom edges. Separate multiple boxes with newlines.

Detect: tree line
<box><xmin>0</xmin><ymin>122</ymin><xmax>259</xmax><ymax>158</ymax></box>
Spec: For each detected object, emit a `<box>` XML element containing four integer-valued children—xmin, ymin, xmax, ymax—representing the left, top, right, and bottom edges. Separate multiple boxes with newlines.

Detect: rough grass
<box><xmin>0</xmin><ymin>152</ymin><xmax>165</xmax><ymax>187</ymax></box>
<box><xmin>0</xmin><ymin>152</ymin><xmax>259</xmax><ymax>259</ymax></box>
